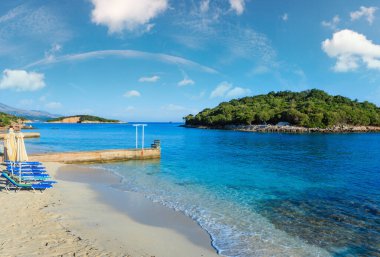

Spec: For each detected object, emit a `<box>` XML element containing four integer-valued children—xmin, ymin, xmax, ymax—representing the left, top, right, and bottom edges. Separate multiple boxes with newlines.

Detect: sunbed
<box><xmin>4</xmin><ymin>161</ymin><xmax>42</xmax><ymax>165</ymax></box>
<box><xmin>1</xmin><ymin>172</ymin><xmax>52</xmax><ymax>191</ymax></box>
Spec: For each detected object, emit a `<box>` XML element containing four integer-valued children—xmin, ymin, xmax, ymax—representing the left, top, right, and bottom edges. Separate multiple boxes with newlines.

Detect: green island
<box><xmin>0</xmin><ymin>112</ymin><xmax>25</xmax><ymax>127</ymax></box>
<box><xmin>184</xmin><ymin>89</ymin><xmax>380</xmax><ymax>132</ymax></box>
<box><xmin>48</xmin><ymin>115</ymin><xmax>120</xmax><ymax>123</ymax></box>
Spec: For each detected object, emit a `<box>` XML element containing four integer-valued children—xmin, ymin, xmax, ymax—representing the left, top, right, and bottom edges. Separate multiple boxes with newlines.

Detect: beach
<box><xmin>0</xmin><ymin>162</ymin><xmax>218</xmax><ymax>257</ymax></box>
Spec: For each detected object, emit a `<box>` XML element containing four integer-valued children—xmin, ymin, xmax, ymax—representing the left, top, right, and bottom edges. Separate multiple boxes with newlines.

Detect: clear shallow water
<box><xmin>27</xmin><ymin>123</ymin><xmax>380</xmax><ymax>256</ymax></box>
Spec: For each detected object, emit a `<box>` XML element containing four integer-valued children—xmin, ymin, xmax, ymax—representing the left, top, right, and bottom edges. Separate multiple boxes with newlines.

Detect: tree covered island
<box><xmin>48</xmin><ymin>115</ymin><xmax>120</xmax><ymax>123</ymax></box>
<box><xmin>184</xmin><ymin>89</ymin><xmax>380</xmax><ymax>133</ymax></box>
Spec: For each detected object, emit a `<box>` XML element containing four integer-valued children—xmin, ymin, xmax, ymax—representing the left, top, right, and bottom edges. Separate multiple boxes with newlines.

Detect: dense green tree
<box><xmin>184</xmin><ymin>89</ymin><xmax>380</xmax><ymax>128</ymax></box>
<box><xmin>0</xmin><ymin>112</ymin><xmax>23</xmax><ymax>127</ymax></box>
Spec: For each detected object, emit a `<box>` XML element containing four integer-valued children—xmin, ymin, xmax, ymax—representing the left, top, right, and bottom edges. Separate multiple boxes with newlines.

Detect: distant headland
<box><xmin>184</xmin><ymin>89</ymin><xmax>380</xmax><ymax>133</ymax></box>
<box><xmin>0</xmin><ymin>112</ymin><xmax>26</xmax><ymax>128</ymax></box>
<box><xmin>47</xmin><ymin>115</ymin><xmax>121</xmax><ymax>124</ymax></box>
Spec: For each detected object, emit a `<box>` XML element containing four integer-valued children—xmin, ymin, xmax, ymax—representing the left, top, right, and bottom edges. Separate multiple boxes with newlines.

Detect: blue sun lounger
<box><xmin>1</xmin><ymin>172</ymin><xmax>52</xmax><ymax>191</ymax></box>
<box><xmin>8</xmin><ymin>165</ymin><xmax>46</xmax><ymax>170</ymax></box>
<box><xmin>16</xmin><ymin>175</ymin><xmax>54</xmax><ymax>182</ymax></box>
<box><xmin>5</xmin><ymin>170</ymin><xmax>55</xmax><ymax>182</ymax></box>
<box><xmin>10</xmin><ymin>170</ymin><xmax>49</xmax><ymax>175</ymax></box>
<box><xmin>5</xmin><ymin>161</ymin><xmax>42</xmax><ymax>165</ymax></box>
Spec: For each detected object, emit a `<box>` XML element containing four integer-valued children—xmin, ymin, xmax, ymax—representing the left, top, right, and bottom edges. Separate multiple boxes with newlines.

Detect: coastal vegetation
<box><xmin>184</xmin><ymin>89</ymin><xmax>380</xmax><ymax>128</ymax></box>
<box><xmin>48</xmin><ymin>115</ymin><xmax>120</xmax><ymax>123</ymax></box>
<box><xmin>0</xmin><ymin>112</ymin><xmax>25</xmax><ymax>127</ymax></box>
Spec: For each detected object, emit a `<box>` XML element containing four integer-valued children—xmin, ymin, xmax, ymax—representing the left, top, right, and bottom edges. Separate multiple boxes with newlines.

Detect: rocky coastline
<box><xmin>183</xmin><ymin>124</ymin><xmax>380</xmax><ymax>133</ymax></box>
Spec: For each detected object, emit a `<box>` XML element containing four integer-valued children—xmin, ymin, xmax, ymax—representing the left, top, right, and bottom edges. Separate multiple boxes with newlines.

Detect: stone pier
<box><xmin>28</xmin><ymin>148</ymin><xmax>161</xmax><ymax>164</ymax></box>
<box><xmin>0</xmin><ymin>132</ymin><xmax>40</xmax><ymax>139</ymax></box>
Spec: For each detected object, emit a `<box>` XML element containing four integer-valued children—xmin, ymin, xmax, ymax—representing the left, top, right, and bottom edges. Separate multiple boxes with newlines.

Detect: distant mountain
<box><xmin>0</xmin><ymin>103</ymin><xmax>60</xmax><ymax>121</ymax></box>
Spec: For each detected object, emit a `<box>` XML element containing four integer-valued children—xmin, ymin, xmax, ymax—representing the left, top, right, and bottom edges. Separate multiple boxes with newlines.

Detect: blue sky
<box><xmin>0</xmin><ymin>0</ymin><xmax>380</xmax><ymax>121</ymax></box>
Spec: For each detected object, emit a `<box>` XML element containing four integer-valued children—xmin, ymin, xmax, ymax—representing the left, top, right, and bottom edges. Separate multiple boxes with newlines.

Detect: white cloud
<box><xmin>227</xmin><ymin>28</ymin><xmax>277</xmax><ymax>66</ymax></box>
<box><xmin>322</xmin><ymin>29</ymin><xmax>380</xmax><ymax>72</ymax></box>
<box><xmin>44</xmin><ymin>43</ymin><xmax>62</xmax><ymax>61</ymax></box>
<box><xmin>90</xmin><ymin>0</ymin><xmax>168</xmax><ymax>33</ymax></box>
<box><xmin>139</xmin><ymin>75</ymin><xmax>160</xmax><ymax>83</ymax></box>
<box><xmin>200</xmin><ymin>0</ymin><xmax>210</xmax><ymax>13</ymax></box>
<box><xmin>45</xmin><ymin>101</ymin><xmax>62</xmax><ymax>109</ymax></box>
<box><xmin>0</xmin><ymin>4</ymin><xmax>70</xmax><ymax>59</ymax></box>
<box><xmin>229</xmin><ymin>0</ymin><xmax>245</xmax><ymax>15</ymax></box>
<box><xmin>210</xmin><ymin>82</ymin><xmax>232</xmax><ymax>98</ymax></box>
<box><xmin>0</xmin><ymin>4</ymin><xmax>71</xmax><ymax>46</ymax></box>
<box><xmin>26</xmin><ymin>49</ymin><xmax>217</xmax><ymax>74</ymax></box>
<box><xmin>281</xmin><ymin>13</ymin><xmax>288</xmax><ymax>21</ymax></box>
<box><xmin>177</xmin><ymin>69</ymin><xmax>195</xmax><ymax>87</ymax></box>
<box><xmin>350</xmin><ymin>6</ymin><xmax>377</xmax><ymax>24</ymax></box>
<box><xmin>145</xmin><ymin>23</ymin><xmax>155</xmax><ymax>32</ymax></box>
<box><xmin>178</xmin><ymin>78</ymin><xmax>195</xmax><ymax>87</ymax></box>
<box><xmin>123</xmin><ymin>90</ymin><xmax>141</xmax><ymax>98</ymax></box>
<box><xmin>172</xmin><ymin>4</ymin><xmax>277</xmax><ymax>68</ymax></box>
<box><xmin>210</xmin><ymin>82</ymin><xmax>251</xmax><ymax>99</ymax></box>
<box><xmin>0</xmin><ymin>69</ymin><xmax>46</xmax><ymax>91</ymax></box>
<box><xmin>226</xmin><ymin>87</ymin><xmax>251</xmax><ymax>98</ymax></box>
<box><xmin>322</xmin><ymin>15</ymin><xmax>340</xmax><ymax>30</ymax></box>
<box><xmin>0</xmin><ymin>5</ymin><xmax>25</xmax><ymax>24</ymax></box>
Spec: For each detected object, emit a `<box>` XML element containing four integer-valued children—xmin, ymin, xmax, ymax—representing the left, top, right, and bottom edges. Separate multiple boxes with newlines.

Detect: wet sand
<box><xmin>54</xmin><ymin>164</ymin><xmax>218</xmax><ymax>257</ymax></box>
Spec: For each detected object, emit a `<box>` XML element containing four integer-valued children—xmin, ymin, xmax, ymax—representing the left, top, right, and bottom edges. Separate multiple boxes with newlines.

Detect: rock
<box><xmin>184</xmin><ymin>124</ymin><xmax>380</xmax><ymax>133</ymax></box>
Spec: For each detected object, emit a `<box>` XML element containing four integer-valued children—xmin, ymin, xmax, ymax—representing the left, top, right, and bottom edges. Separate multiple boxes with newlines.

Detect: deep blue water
<box><xmin>26</xmin><ymin>123</ymin><xmax>380</xmax><ymax>256</ymax></box>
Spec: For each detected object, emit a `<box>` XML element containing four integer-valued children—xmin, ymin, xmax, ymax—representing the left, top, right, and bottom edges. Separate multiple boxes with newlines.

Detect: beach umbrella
<box><xmin>3</xmin><ymin>129</ymin><xmax>17</xmax><ymax>176</ymax></box>
<box><xmin>4</xmin><ymin>128</ymin><xmax>17</xmax><ymax>162</ymax></box>
<box><xmin>15</xmin><ymin>132</ymin><xmax>28</xmax><ymax>182</ymax></box>
<box><xmin>3</xmin><ymin>134</ymin><xmax>10</xmax><ymax>161</ymax></box>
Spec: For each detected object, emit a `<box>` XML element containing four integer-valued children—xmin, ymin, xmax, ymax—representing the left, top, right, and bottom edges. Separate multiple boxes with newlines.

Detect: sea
<box><xmin>26</xmin><ymin>122</ymin><xmax>380</xmax><ymax>257</ymax></box>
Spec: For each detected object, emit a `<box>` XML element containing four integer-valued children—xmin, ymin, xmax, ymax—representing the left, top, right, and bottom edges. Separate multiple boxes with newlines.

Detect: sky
<box><xmin>0</xmin><ymin>0</ymin><xmax>380</xmax><ymax>122</ymax></box>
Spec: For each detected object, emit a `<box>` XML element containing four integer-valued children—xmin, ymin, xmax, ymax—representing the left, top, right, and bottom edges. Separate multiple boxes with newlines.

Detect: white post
<box><xmin>135</xmin><ymin>125</ymin><xmax>138</xmax><ymax>149</ymax></box>
<box><xmin>142</xmin><ymin>125</ymin><xmax>145</xmax><ymax>150</ymax></box>
<box><xmin>133</xmin><ymin>124</ymin><xmax>147</xmax><ymax>150</ymax></box>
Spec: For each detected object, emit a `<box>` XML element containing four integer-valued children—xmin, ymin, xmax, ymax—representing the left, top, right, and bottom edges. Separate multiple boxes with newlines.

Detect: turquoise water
<box><xmin>26</xmin><ymin>123</ymin><xmax>380</xmax><ymax>256</ymax></box>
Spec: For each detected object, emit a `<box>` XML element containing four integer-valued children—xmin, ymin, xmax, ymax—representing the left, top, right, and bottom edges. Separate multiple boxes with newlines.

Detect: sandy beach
<box><xmin>0</xmin><ymin>162</ymin><xmax>218</xmax><ymax>257</ymax></box>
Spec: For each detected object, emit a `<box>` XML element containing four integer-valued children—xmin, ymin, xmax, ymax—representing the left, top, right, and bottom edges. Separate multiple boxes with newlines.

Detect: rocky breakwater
<box><xmin>184</xmin><ymin>124</ymin><xmax>380</xmax><ymax>133</ymax></box>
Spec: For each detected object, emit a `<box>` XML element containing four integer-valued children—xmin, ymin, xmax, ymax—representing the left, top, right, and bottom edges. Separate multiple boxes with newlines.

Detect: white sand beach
<box><xmin>0</xmin><ymin>162</ymin><xmax>218</xmax><ymax>257</ymax></box>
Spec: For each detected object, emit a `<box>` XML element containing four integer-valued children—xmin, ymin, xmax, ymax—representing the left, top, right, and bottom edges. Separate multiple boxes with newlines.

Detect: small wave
<box><xmin>103</xmin><ymin>163</ymin><xmax>331</xmax><ymax>257</ymax></box>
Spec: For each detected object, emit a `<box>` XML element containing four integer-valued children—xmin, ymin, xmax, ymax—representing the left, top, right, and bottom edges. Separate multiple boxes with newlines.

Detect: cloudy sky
<box><xmin>0</xmin><ymin>0</ymin><xmax>380</xmax><ymax>121</ymax></box>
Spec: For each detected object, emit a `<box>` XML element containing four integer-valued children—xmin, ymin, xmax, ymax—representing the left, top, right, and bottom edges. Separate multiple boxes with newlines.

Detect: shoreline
<box><xmin>0</xmin><ymin>162</ymin><xmax>218</xmax><ymax>256</ymax></box>
<box><xmin>53</xmin><ymin>163</ymin><xmax>218</xmax><ymax>257</ymax></box>
<box><xmin>182</xmin><ymin>124</ymin><xmax>380</xmax><ymax>133</ymax></box>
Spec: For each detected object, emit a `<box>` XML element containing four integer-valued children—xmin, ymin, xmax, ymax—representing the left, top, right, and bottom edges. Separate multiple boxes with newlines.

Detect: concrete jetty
<box><xmin>28</xmin><ymin>148</ymin><xmax>161</xmax><ymax>164</ymax></box>
<box><xmin>0</xmin><ymin>132</ymin><xmax>40</xmax><ymax>139</ymax></box>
